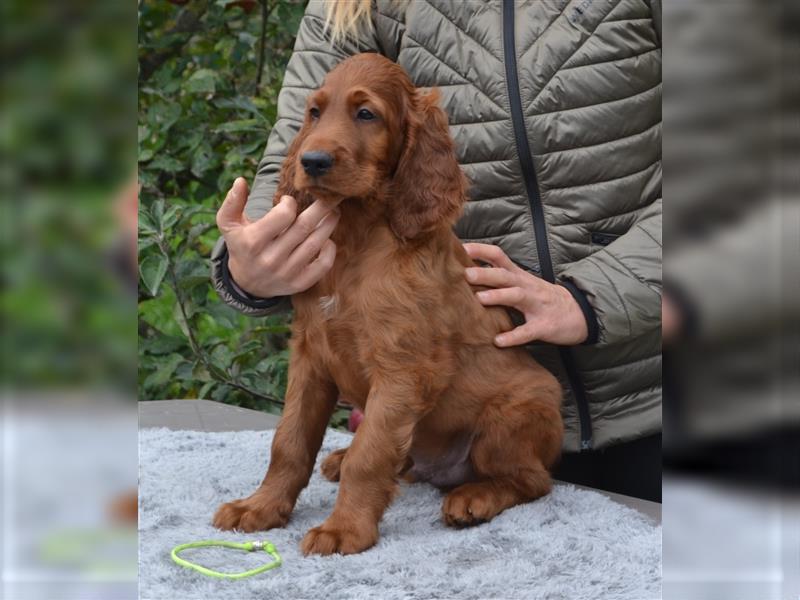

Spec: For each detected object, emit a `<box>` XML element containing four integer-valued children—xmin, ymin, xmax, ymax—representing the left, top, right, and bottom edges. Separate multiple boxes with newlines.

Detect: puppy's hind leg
<box><xmin>322</xmin><ymin>447</ymin><xmax>413</xmax><ymax>483</ymax></box>
<box><xmin>442</xmin><ymin>385</ymin><xmax>562</xmax><ymax>528</ymax></box>
<box><xmin>320</xmin><ymin>447</ymin><xmax>348</xmax><ymax>482</ymax></box>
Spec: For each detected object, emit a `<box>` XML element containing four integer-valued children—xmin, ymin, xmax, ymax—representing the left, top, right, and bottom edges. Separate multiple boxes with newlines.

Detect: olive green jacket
<box><xmin>211</xmin><ymin>0</ymin><xmax>663</xmax><ymax>452</ymax></box>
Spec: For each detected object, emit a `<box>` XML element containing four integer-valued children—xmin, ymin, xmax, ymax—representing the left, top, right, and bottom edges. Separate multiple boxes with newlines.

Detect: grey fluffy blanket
<box><xmin>139</xmin><ymin>428</ymin><xmax>661</xmax><ymax>599</ymax></box>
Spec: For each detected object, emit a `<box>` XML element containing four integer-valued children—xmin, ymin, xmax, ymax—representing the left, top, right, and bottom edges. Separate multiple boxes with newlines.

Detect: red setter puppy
<box><xmin>214</xmin><ymin>53</ymin><xmax>563</xmax><ymax>555</ymax></box>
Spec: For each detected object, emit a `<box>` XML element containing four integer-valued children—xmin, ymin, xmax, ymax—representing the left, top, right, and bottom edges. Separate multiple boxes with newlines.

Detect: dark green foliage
<box><xmin>138</xmin><ymin>1</ymin><xmax>345</xmax><ymax>421</ymax></box>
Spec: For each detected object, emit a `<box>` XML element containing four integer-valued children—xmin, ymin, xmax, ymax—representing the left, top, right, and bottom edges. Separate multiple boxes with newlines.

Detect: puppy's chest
<box><xmin>308</xmin><ymin>290</ymin><xmax>377</xmax><ymax>403</ymax></box>
<box><xmin>316</xmin><ymin>256</ymin><xmax>389</xmax><ymax>325</ymax></box>
<box><xmin>310</xmin><ymin>262</ymin><xmax>396</xmax><ymax>369</ymax></box>
<box><xmin>316</xmin><ymin>293</ymin><xmax>340</xmax><ymax>321</ymax></box>
<box><xmin>311</xmin><ymin>271</ymin><xmax>374</xmax><ymax>338</ymax></box>
<box><xmin>313</xmin><ymin>285</ymin><xmax>378</xmax><ymax>341</ymax></box>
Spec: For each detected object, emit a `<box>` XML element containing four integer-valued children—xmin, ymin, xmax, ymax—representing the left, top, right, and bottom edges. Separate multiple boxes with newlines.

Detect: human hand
<box><xmin>216</xmin><ymin>177</ymin><xmax>340</xmax><ymax>297</ymax></box>
<box><xmin>463</xmin><ymin>243</ymin><xmax>589</xmax><ymax>347</ymax></box>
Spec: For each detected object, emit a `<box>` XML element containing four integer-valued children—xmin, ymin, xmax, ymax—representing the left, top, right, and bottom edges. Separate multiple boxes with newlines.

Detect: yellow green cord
<box><xmin>170</xmin><ymin>540</ymin><xmax>282</xmax><ymax>579</ymax></box>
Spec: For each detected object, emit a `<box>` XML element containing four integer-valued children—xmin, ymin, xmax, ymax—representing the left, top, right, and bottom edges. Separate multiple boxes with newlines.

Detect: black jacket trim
<box><xmin>503</xmin><ymin>0</ymin><xmax>593</xmax><ymax>449</ymax></box>
<box><xmin>219</xmin><ymin>247</ymin><xmax>285</xmax><ymax>310</ymax></box>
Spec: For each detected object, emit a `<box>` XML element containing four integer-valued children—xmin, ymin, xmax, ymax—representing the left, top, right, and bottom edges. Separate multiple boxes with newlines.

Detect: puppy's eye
<box><xmin>309</xmin><ymin>107</ymin><xmax>320</xmax><ymax>119</ymax></box>
<box><xmin>356</xmin><ymin>108</ymin><xmax>375</xmax><ymax>121</ymax></box>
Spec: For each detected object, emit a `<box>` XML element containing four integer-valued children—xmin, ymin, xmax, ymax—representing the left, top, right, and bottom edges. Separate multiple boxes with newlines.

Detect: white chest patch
<box><xmin>318</xmin><ymin>295</ymin><xmax>338</xmax><ymax>319</ymax></box>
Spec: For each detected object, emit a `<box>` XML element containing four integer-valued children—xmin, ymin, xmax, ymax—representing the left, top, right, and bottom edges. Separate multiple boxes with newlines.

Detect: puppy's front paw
<box><xmin>300</xmin><ymin>518</ymin><xmax>378</xmax><ymax>556</ymax></box>
<box><xmin>212</xmin><ymin>494</ymin><xmax>291</xmax><ymax>532</ymax></box>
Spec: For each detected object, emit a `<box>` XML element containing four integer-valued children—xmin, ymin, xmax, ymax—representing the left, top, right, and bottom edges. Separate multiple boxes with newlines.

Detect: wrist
<box><xmin>557</xmin><ymin>280</ymin><xmax>598</xmax><ymax>345</ymax></box>
<box><xmin>226</xmin><ymin>255</ymin><xmax>260</xmax><ymax>297</ymax></box>
<box><xmin>220</xmin><ymin>248</ymin><xmax>283</xmax><ymax>309</ymax></box>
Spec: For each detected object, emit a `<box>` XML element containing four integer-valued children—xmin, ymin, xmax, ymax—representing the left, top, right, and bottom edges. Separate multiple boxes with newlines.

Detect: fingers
<box><xmin>216</xmin><ymin>177</ymin><xmax>250</xmax><ymax>234</ymax></box>
<box><xmin>286</xmin><ymin>210</ymin><xmax>341</xmax><ymax>272</ymax></box>
<box><xmin>475</xmin><ymin>286</ymin><xmax>526</xmax><ymax>309</ymax></box>
<box><xmin>249</xmin><ymin>194</ymin><xmax>298</xmax><ymax>240</ymax></box>
<box><xmin>273</xmin><ymin>199</ymin><xmax>340</xmax><ymax>256</ymax></box>
<box><xmin>465</xmin><ymin>266</ymin><xmax>516</xmax><ymax>288</ymax></box>
<box><xmin>495</xmin><ymin>323</ymin><xmax>537</xmax><ymax>347</ymax></box>
<box><xmin>463</xmin><ymin>243</ymin><xmax>516</xmax><ymax>270</ymax></box>
<box><xmin>292</xmin><ymin>239</ymin><xmax>337</xmax><ymax>292</ymax></box>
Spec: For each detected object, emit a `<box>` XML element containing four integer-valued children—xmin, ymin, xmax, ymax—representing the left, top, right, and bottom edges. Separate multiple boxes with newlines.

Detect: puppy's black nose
<box><xmin>300</xmin><ymin>151</ymin><xmax>333</xmax><ymax>177</ymax></box>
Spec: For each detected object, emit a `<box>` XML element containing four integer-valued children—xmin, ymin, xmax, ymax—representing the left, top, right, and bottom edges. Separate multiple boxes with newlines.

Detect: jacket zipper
<box><xmin>502</xmin><ymin>0</ymin><xmax>594</xmax><ymax>450</ymax></box>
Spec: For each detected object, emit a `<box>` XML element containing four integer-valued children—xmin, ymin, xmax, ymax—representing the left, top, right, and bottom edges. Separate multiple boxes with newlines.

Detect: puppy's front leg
<box><xmin>301</xmin><ymin>381</ymin><xmax>423</xmax><ymax>555</ymax></box>
<box><xmin>213</xmin><ymin>352</ymin><xmax>337</xmax><ymax>532</ymax></box>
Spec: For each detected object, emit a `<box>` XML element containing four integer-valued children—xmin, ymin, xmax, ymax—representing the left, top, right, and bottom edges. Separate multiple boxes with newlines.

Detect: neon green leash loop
<box><xmin>171</xmin><ymin>540</ymin><xmax>282</xmax><ymax>579</ymax></box>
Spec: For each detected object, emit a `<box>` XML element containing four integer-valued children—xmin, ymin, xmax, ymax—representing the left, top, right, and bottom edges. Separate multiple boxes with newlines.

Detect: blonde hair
<box><xmin>324</xmin><ymin>0</ymin><xmax>375</xmax><ymax>46</ymax></box>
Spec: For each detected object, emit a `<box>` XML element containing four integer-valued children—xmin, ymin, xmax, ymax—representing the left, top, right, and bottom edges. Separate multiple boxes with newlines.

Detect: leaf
<box><xmin>161</xmin><ymin>205</ymin><xmax>182</xmax><ymax>230</ymax></box>
<box><xmin>206</xmin><ymin>302</ymin><xmax>240</xmax><ymax>330</ymax></box>
<box><xmin>188</xmin><ymin>222</ymin><xmax>213</xmax><ymax>242</ymax></box>
<box><xmin>210</xmin><ymin>344</ymin><xmax>235</xmax><ymax>369</ymax></box>
<box><xmin>143</xmin><ymin>353</ymin><xmax>185</xmax><ymax>389</ymax></box>
<box><xmin>139</xmin><ymin>288</ymin><xmax>183</xmax><ymax>337</ymax></box>
<box><xmin>176</xmin><ymin>257</ymin><xmax>209</xmax><ymax>290</ymax></box>
<box><xmin>138</xmin><ymin>125</ymin><xmax>155</xmax><ymax>162</ymax></box>
<box><xmin>171</xmin><ymin>298</ymin><xmax>194</xmax><ymax>335</ymax></box>
<box><xmin>142</xmin><ymin>335</ymin><xmax>186</xmax><ymax>355</ymax></box>
<box><xmin>139</xmin><ymin>254</ymin><xmax>168</xmax><ymax>296</ymax></box>
<box><xmin>147</xmin><ymin>155</ymin><xmax>184</xmax><ymax>173</ymax></box>
<box><xmin>213</xmin><ymin>96</ymin><xmax>269</xmax><ymax>121</ymax></box>
<box><xmin>138</xmin><ymin>236</ymin><xmax>158</xmax><ymax>252</ymax></box>
<box><xmin>174</xmin><ymin>361</ymin><xmax>196</xmax><ymax>381</ymax></box>
<box><xmin>147</xmin><ymin>101</ymin><xmax>181</xmax><ymax>132</ymax></box>
<box><xmin>185</xmin><ymin>68</ymin><xmax>218</xmax><ymax>94</ymax></box>
<box><xmin>138</xmin><ymin>210</ymin><xmax>157</xmax><ymax>235</ymax></box>
<box><xmin>232</xmin><ymin>340</ymin><xmax>264</xmax><ymax>362</ymax></box>
<box><xmin>177</xmin><ymin>130</ymin><xmax>204</xmax><ymax>153</ymax></box>
<box><xmin>152</xmin><ymin>64</ymin><xmax>182</xmax><ymax>94</ymax></box>
<box><xmin>214</xmin><ymin>119</ymin><xmax>265</xmax><ymax>134</ymax></box>
<box><xmin>152</xmin><ymin>198</ymin><xmax>164</xmax><ymax>224</ymax></box>
<box><xmin>198</xmin><ymin>381</ymin><xmax>217</xmax><ymax>399</ymax></box>
<box><xmin>190</xmin><ymin>142</ymin><xmax>219</xmax><ymax>177</ymax></box>
<box><xmin>211</xmin><ymin>384</ymin><xmax>232</xmax><ymax>403</ymax></box>
<box><xmin>138</xmin><ymin>169</ymin><xmax>158</xmax><ymax>190</ymax></box>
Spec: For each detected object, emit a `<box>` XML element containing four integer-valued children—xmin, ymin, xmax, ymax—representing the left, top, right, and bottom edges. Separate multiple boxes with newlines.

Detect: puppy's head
<box><xmin>277</xmin><ymin>53</ymin><xmax>467</xmax><ymax>239</ymax></box>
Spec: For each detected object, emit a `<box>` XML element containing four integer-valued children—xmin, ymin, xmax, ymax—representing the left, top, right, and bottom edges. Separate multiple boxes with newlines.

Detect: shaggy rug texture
<box><xmin>139</xmin><ymin>428</ymin><xmax>661</xmax><ymax>600</ymax></box>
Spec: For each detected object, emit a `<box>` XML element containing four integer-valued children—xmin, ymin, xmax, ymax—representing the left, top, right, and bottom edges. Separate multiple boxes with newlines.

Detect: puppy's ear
<box><xmin>273</xmin><ymin>124</ymin><xmax>314</xmax><ymax>210</ymax></box>
<box><xmin>389</xmin><ymin>89</ymin><xmax>467</xmax><ymax>240</ymax></box>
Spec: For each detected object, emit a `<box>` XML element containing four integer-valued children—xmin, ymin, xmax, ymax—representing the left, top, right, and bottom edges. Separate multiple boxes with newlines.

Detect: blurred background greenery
<box><xmin>2</xmin><ymin>1</ymin><xmax>136</xmax><ymax>390</ymax></box>
<box><xmin>2</xmin><ymin>3</ymin><xmax>139</xmax><ymax>595</ymax></box>
<box><xmin>138</xmin><ymin>0</ymin><xmax>351</xmax><ymax>424</ymax></box>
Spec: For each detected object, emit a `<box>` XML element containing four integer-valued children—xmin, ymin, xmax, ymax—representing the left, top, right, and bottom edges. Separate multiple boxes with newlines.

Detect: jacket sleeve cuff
<box><xmin>219</xmin><ymin>246</ymin><xmax>286</xmax><ymax>311</ymax></box>
<box><xmin>559</xmin><ymin>280</ymin><xmax>600</xmax><ymax>345</ymax></box>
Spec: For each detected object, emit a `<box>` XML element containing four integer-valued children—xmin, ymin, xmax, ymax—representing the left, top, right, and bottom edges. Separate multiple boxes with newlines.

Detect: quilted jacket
<box><xmin>211</xmin><ymin>0</ymin><xmax>663</xmax><ymax>452</ymax></box>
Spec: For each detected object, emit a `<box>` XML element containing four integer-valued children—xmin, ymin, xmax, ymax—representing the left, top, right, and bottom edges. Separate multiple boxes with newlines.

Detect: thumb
<box><xmin>216</xmin><ymin>177</ymin><xmax>250</xmax><ymax>234</ymax></box>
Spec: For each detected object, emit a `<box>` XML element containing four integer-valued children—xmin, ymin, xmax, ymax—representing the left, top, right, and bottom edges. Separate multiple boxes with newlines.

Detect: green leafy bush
<box><xmin>138</xmin><ymin>0</ymin><xmax>350</xmax><ymax>421</ymax></box>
